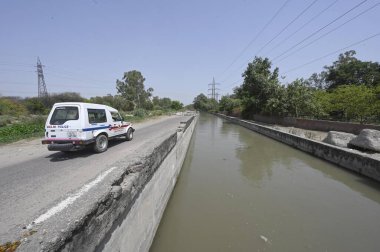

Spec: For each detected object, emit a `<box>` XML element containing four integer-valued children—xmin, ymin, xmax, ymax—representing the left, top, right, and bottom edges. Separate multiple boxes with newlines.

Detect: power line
<box><xmin>275</xmin><ymin>1</ymin><xmax>380</xmax><ymax>63</ymax></box>
<box><xmin>265</xmin><ymin>0</ymin><xmax>338</xmax><ymax>56</ymax></box>
<box><xmin>220</xmin><ymin>0</ymin><xmax>324</xmax><ymax>84</ymax></box>
<box><xmin>282</xmin><ymin>32</ymin><xmax>380</xmax><ymax>74</ymax></box>
<box><xmin>271</xmin><ymin>0</ymin><xmax>369</xmax><ymax>61</ymax></box>
<box><xmin>0</xmin><ymin>68</ymin><xmax>35</xmax><ymax>73</ymax></box>
<box><xmin>255</xmin><ymin>0</ymin><xmax>319</xmax><ymax>56</ymax></box>
<box><xmin>0</xmin><ymin>62</ymin><xmax>34</xmax><ymax>67</ymax></box>
<box><xmin>44</xmin><ymin>71</ymin><xmax>113</xmax><ymax>86</ymax></box>
<box><xmin>217</xmin><ymin>0</ymin><xmax>290</xmax><ymax>80</ymax></box>
<box><xmin>45</xmin><ymin>67</ymin><xmax>111</xmax><ymax>84</ymax></box>
<box><xmin>226</xmin><ymin>78</ymin><xmax>244</xmax><ymax>89</ymax></box>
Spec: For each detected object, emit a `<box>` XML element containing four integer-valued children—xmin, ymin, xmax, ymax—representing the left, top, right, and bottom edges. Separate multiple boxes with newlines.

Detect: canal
<box><xmin>150</xmin><ymin>113</ymin><xmax>380</xmax><ymax>252</ymax></box>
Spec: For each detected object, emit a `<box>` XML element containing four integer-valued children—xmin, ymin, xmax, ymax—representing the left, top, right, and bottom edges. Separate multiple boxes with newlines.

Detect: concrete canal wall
<box><xmin>98</xmin><ymin>116</ymin><xmax>197</xmax><ymax>252</ymax></box>
<box><xmin>253</xmin><ymin>114</ymin><xmax>380</xmax><ymax>134</ymax></box>
<box><xmin>19</xmin><ymin>115</ymin><xmax>197</xmax><ymax>252</ymax></box>
<box><xmin>218</xmin><ymin>114</ymin><xmax>380</xmax><ymax>182</ymax></box>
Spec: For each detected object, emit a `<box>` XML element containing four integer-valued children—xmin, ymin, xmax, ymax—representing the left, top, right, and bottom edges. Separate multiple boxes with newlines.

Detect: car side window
<box><xmin>88</xmin><ymin>109</ymin><xmax>107</xmax><ymax>123</ymax></box>
<box><xmin>111</xmin><ymin>111</ymin><xmax>122</xmax><ymax>122</ymax></box>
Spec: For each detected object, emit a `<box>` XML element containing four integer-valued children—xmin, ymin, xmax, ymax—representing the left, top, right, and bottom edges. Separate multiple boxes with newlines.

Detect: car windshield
<box><xmin>50</xmin><ymin>106</ymin><xmax>79</xmax><ymax>125</ymax></box>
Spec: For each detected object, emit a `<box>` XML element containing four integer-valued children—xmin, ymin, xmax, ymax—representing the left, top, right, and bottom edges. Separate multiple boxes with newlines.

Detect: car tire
<box><xmin>126</xmin><ymin>128</ymin><xmax>133</xmax><ymax>141</ymax></box>
<box><xmin>94</xmin><ymin>134</ymin><xmax>108</xmax><ymax>153</ymax></box>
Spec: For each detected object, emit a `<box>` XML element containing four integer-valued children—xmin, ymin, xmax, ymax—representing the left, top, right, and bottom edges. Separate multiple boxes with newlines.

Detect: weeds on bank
<box><xmin>0</xmin><ymin>241</ymin><xmax>21</xmax><ymax>252</ymax></box>
<box><xmin>0</xmin><ymin>116</ymin><xmax>45</xmax><ymax>144</ymax></box>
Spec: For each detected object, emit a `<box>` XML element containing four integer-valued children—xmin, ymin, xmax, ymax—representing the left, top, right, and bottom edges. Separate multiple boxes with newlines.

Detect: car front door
<box><xmin>110</xmin><ymin>111</ymin><xmax>124</xmax><ymax>137</ymax></box>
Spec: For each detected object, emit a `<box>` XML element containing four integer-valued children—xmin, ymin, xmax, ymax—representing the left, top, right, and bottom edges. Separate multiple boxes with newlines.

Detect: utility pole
<box><xmin>36</xmin><ymin>57</ymin><xmax>48</xmax><ymax>98</ymax></box>
<box><xmin>208</xmin><ymin>77</ymin><xmax>220</xmax><ymax>101</ymax></box>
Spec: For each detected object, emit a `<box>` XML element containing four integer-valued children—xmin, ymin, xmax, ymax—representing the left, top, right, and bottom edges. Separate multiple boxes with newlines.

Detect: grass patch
<box><xmin>0</xmin><ymin>116</ymin><xmax>46</xmax><ymax>144</ymax></box>
<box><xmin>0</xmin><ymin>241</ymin><xmax>21</xmax><ymax>252</ymax></box>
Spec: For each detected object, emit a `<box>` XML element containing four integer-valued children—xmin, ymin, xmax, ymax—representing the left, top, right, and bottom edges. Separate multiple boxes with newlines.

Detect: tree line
<box><xmin>0</xmin><ymin>70</ymin><xmax>184</xmax><ymax>118</ymax></box>
<box><xmin>194</xmin><ymin>50</ymin><xmax>380</xmax><ymax>124</ymax></box>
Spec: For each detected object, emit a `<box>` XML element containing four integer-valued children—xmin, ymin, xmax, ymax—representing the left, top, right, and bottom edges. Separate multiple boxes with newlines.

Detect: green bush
<box><xmin>0</xmin><ymin>116</ymin><xmax>45</xmax><ymax>143</ymax></box>
<box><xmin>133</xmin><ymin>108</ymin><xmax>148</xmax><ymax>117</ymax></box>
<box><xmin>0</xmin><ymin>98</ymin><xmax>27</xmax><ymax>116</ymax></box>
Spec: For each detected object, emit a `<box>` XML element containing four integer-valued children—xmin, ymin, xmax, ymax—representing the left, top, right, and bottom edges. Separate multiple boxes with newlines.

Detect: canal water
<box><xmin>150</xmin><ymin>113</ymin><xmax>380</xmax><ymax>252</ymax></box>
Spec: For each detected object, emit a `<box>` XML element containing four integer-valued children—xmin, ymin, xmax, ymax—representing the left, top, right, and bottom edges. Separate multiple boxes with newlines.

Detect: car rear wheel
<box><xmin>126</xmin><ymin>128</ymin><xmax>133</xmax><ymax>141</ymax></box>
<box><xmin>94</xmin><ymin>134</ymin><xmax>108</xmax><ymax>153</ymax></box>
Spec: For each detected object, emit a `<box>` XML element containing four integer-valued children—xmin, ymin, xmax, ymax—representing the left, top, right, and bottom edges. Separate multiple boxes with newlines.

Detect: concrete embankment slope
<box><xmin>19</xmin><ymin>115</ymin><xmax>197</xmax><ymax>252</ymax></box>
<box><xmin>217</xmin><ymin>114</ymin><xmax>380</xmax><ymax>182</ymax></box>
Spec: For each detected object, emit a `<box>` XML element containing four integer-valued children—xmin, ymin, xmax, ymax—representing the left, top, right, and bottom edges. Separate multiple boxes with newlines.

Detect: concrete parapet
<box><xmin>217</xmin><ymin>114</ymin><xmax>380</xmax><ymax>183</ymax></box>
<box><xmin>252</xmin><ymin>114</ymin><xmax>380</xmax><ymax>134</ymax></box>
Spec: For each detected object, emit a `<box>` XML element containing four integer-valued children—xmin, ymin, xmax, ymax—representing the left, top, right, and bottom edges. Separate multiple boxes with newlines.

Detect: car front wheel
<box><xmin>126</xmin><ymin>128</ymin><xmax>133</xmax><ymax>141</ymax></box>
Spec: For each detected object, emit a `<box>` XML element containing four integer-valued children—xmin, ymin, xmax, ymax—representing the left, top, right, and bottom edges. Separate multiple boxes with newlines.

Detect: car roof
<box><xmin>53</xmin><ymin>102</ymin><xmax>117</xmax><ymax>111</ymax></box>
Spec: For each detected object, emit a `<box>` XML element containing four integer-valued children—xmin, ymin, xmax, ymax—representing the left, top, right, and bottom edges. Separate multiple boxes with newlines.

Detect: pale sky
<box><xmin>1</xmin><ymin>0</ymin><xmax>379</xmax><ymax>104</ymax></box>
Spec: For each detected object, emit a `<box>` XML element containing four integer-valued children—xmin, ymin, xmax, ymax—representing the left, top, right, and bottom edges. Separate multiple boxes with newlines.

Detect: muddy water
<box><xmin>150</xmin><ymin>113</ymin><xmax>380</xmax><ymax>252</ymax></box>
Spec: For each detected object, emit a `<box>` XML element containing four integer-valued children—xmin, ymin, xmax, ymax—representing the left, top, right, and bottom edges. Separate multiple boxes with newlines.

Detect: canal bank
<box><xmin>217</xmin><ymin>114</ymin><xmax>380</xmax><ymax>182</ymax></box>
<box><xmin>151</xmin><ymin>113</ymin><xmax>380</xmax><ymax>252</ymax></box>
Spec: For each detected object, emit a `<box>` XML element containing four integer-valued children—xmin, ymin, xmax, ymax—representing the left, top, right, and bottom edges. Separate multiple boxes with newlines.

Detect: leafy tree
<box><xmin>23</xmin><ymin>97</ymin><xmax>47</xmax><ymax>114</ymax></box>
<box><xmin>193</xmin><ymin>93</ymin><xmax>218</xmax><ymax>111</ymax></box>
<box><xmin>219</xmin><ymin>95</ymin><xmax>242</xmax><ymax>115</ymax></box>
<box><xmin>89</xmin><ymin>94</ymin><xmax>134</xmax><ymax>111</ymax></box>
<box><xmin>329</xmin><ymin>85</ymin><xmax>376</xmax><ymax>123</ymax></box>
<box><xmin>116</xmin><ymin>70</ymin><xmax>154</xmax><ymax>110</ymax></box>
<box><xmin>0</xmin><ymin>98</ymin><xmax>27</xmax><ymax>116</ymax></box>
<box><xmin>235</xmin><ymin>57</ymin><xmax>281</xmax><ymax>118</ymax></box>
<box><xmin>171</xmin><ymin>100</ymin><xmax>183</xmax><ymax>110</ymax></box>
<box><xmin>152</xmin><ymin>96</ymin><xmax>176</xmax><ymax>110</ymax></box>
<box><xmin>312</xmin><ymin>90</ymin><xmax>331</xmax><ymax>119</ymax></box>
<box><xmin>46</xmin><ymin>92</ymin><xmax>86</xmax><ymax>107</ymax></box>
<box><xmin>306</xmin><ymin>72</ymin><xmax>327</xmax><ymax>89</ymax></box>
<box><xmin>286</xmin><ymin>79</ymin><xmax>315</xmax><ymax>117</ymax></box>
<box><xmin>193</xmin><ymin>93</ymin><xmax>209</xmax><ymax>111</ymax></box>
<box><xmin>263</xmin><ymin>84</ymin><xmax>287</xmax><ymax>116</ymax></box>
<box><xmin>325</xmin><ymin>50</ymin><xmax>380</xmax><ymax>89</ymax></box>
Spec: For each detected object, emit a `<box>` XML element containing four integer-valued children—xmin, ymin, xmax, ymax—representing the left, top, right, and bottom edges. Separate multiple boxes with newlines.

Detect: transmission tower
<box><xmin>208</xmin><ymin>77</ymin><xmax>220</xmax><ymax>101</ymax></box>
<box><xmin>36</xmin><ymin>57</ymin><xmax>48</xmax><ymax>98</ymax></box>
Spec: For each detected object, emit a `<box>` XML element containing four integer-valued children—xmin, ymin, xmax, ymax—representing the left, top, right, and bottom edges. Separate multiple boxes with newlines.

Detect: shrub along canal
<box><xmin>150</xmin><ymin>113</ymin><xmax>380</xmax><ymax>252</ymax></box>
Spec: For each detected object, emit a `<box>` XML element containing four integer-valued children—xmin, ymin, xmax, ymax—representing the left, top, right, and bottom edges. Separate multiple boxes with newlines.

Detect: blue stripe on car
<box><xmin>82</xmin><ymin>125</ymin><xmax>110</xmax><ymax>132</ymax></box>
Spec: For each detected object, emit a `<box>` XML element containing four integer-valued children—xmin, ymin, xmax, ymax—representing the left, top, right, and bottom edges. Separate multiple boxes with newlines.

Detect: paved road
<box><xmin>0</xmin><ymin>115</ymin><xmax>187</xmax><ymax>243</ymax></box>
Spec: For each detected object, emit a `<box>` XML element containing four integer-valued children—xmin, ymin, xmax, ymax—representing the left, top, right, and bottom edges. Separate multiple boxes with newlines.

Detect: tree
<box><xmin>0</xmin><ymin>98</ymin><xmax>27</xmax><ymax>116</ymax></box>
<box><xmin>219</xmin><ymin>95</ymin><xmax>241</xmax><ymax>115</ymax></box>
<box><xmin>23</xmin><ymin>97</ymin><xmax>47</xmax><ymax>114</ymax></box>
<box><xmin>193</xmin><ymin>93</ymin><xmax>217</xmax><ymax>111</ymax></box>
<box><xmin>286</xmin><ymin>79</ymin><xmax>315</xmax><ymax>117</ymax></box>
<box><xmin>235</xmin><ymin>57</ymin><xmax>281</xmax><ymax>118</ymax></box>
<box><xmin>325</xmin><ymin>50</ymin><xmax>380</xmax><ymax>90</ymax></box>
<box><xmin>329</xmin><ymin>85</ymin><xmax>376</xmax><ymax>123</ymax></box>
<box><xmin>306</xmin><ymin>72</ymin><xmax>327</xmax><ymax>89</ymax></box>
<box><xmin>171</xmin><ymin>100</ymin><xmax>183</xmax><ymax>110</ymax></box>
<box><xmin>116</xmin><ymin>70</ymin><xmax>154</xmax><ymax>110</ymax></box>
<box><xmin>312</xmin><ymin>90</ymin><xmax>331</xmax><ymax>119</ymax></box>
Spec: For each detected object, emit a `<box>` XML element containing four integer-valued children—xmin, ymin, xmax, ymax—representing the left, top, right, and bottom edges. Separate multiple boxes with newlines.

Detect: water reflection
<box><xmin>220</xmin><ymin>116</ymin><xmax>380</xmax><ymax>204</ymax></box>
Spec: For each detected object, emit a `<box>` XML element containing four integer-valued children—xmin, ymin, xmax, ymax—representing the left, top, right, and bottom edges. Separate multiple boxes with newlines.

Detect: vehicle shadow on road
<box><xmin>45</xmin><ymin>138</ymin><xmax>127</xmax><ymax>162</ymax></box>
